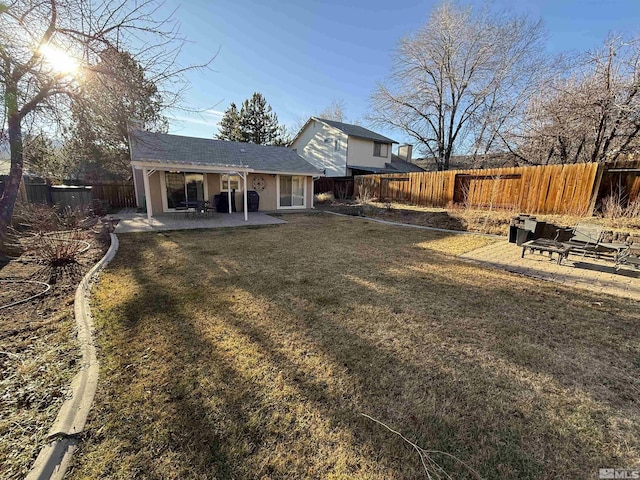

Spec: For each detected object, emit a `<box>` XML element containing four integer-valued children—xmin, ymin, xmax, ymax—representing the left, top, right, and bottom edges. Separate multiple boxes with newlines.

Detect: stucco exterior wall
<box><xmin>133</xmin><ymin>167</ymin><xmax>145</xmax><ymax>207</ymax></box>
<box><xmin>291</xmin><ymin>120</ymin><xmax>348</xmax><ymax>177</ymax></box>
<box><xmin>148</xmin><ymin>171</ymin><xmax>163</xmax><ymax>214</ymax></box>
<box><xmin>347</xmin><ymin>137</ymin><xmax>390</xmax><ymax>169</ymax></box>
<box><xmin>143</xmin><ymin>170</ymin><xmax>313</xmax><ymax>215</ymax></box>
<box><xmin>247</xmin><ymin>173</ymin><xmax>276</xmax><ymax>211</ymax></box>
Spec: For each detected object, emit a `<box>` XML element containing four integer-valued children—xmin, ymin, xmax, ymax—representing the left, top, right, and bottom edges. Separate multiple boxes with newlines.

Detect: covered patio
<box><xmin>112</xmin><ymin>210</ymin><xmax>286</xmax><ymax>234</ymax></box>
<box><xmin>129</xmin><ymin>130</ymin><xmax>322</xmax><ymax>223</ymax></box>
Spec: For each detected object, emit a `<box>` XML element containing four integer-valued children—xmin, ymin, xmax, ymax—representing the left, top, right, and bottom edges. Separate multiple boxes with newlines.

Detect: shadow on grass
<box><xmin>71</xmin><ymin>218</ymin><xmax>639</xmax><ymax>479</ymax></box>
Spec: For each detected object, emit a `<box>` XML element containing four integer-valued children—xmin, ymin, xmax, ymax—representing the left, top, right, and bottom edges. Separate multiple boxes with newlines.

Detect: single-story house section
<box><xmin>129</xmin><ymin>130</ymin><xmax>323</xmax><ymax>222</ymax></box>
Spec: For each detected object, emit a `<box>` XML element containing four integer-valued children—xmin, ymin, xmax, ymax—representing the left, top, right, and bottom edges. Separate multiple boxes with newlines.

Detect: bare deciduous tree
<box><xmin>318</xmin><ymin>99</ymin><xmax>346</xmax><ymax>122</ymax></box>
<box><xmin>369</xmin><ymin>1</ymin><xmax>548</xmax><ymax>170</ymax></box>
<box><xmin>0</xmin><ymin>0</ymin><xmax>208</xmax><ymax>249</ymax></box>
<box><xmin>509</xmin><ymin>36</ymin><xmax>640</xmax><ymax>165</ymax></box>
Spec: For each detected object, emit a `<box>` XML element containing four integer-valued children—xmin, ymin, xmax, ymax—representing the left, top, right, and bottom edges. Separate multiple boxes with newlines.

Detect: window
<box><xmin>373</xmin><ymin>142</ymin><xmax>389</xmax><ymax>157</ymax></box>
<box><xmin>334</xmin><ymin>139</ymin><xmax>339</xmax><ymax>151</ymax></box>
<box><xmin>164</xmin><ymin>172</ymin><xmax>204</xmax><ymax>209</ymax></box>
<box><xmin>278</xmin><ymin>175</ymin><xmax>305</xmax><ymax>208</ymax></box>
<box><xmin>220</xmin><ymin>174</ymin><xmax>241</xmax><ymax>191</ymax></box>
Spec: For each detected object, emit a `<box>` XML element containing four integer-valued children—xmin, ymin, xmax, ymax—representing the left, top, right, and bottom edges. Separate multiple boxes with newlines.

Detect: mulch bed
<box><xmin>0</xmin><ymin>227</ymin><xmax>110</xmax><ymax>480</ymax></box>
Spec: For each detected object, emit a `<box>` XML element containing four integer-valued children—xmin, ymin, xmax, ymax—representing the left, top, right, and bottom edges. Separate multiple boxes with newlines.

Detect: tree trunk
<box><xmin>0</xmin><ymin>111</ymin><xmax>24</xmax><ymax>252</ymax></box>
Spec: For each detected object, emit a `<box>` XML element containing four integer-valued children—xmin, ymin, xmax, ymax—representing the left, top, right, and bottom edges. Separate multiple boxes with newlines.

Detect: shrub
<box><xmin>28</xmin><ymin>230</ymin><xmax>91</xmax><ymax>267</ymax></box>
<box><xmin>11</xmin><ymin>202</ymin><xmax>97</xmax><ymax>232</ymax></box>
<box><xmin>315</xmin><ymin>192</ymin><xmax>335</xmax><ymax>203</ymax></box>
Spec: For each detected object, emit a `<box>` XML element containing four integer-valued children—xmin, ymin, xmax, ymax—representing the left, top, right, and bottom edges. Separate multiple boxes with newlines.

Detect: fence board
<box><xmin>354</xmin><ymin>162</ymin><xmax>604</xmax><ymax>215</ymax></box>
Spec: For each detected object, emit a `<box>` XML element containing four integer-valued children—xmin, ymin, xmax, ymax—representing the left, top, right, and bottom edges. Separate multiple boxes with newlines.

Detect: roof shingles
<box><xmin>314</xmin><ymin>118</ymin><xmax>397</xmax><ymax>144</ymax></box>
<box><xmin>130</xmin><ymin>130</ymin><xmax>322</xmax><ymax>175</ymax></box>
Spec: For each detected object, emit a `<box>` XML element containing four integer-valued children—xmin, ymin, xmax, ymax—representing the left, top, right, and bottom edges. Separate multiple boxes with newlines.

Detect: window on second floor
<box><xmin>373</xmin><ymin>142</ymin><xmax>389</xmax><ymax>157</ymax></box>
<box><xmin>334</xmin><ymin>139</ymin><xmax>339</xmax><ymax>151</ymax></box>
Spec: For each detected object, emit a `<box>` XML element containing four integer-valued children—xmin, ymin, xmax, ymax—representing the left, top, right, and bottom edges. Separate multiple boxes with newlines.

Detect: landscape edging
<box><xmin>25</xmin><ymin>232</ymin><xmax>119</xmax><ymax>480</ymax></box>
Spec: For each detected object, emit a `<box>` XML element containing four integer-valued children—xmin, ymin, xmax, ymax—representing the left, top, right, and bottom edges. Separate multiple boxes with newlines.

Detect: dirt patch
<box><xmin>0</xmin><ymin>228</ymin><xmax>109</xmax><ymax>480</ymax></box>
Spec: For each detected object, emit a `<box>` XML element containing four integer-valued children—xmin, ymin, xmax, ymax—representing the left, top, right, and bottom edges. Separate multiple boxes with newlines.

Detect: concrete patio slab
<box><xmin>112</xmin><ymin>212</ymin><xmax>286</xmax><ymax>233</ymax></box>
<box><xmin>461</xmin><ymin>240</ymin><xmax>640</xmax><ymax>301</ymax></box>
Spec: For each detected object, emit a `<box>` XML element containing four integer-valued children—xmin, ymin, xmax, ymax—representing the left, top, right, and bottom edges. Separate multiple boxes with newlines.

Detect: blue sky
<box><xmin>164</xmin><ymin>0</ymin><xmax>640</xmax><ymax>147</ymax></box>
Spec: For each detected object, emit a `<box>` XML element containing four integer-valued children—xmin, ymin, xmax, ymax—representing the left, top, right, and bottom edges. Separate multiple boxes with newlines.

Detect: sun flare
<box><xmin>38</xmin><ymin>44</ymin><xmax>79</xmax><ymax>75</ymax></box>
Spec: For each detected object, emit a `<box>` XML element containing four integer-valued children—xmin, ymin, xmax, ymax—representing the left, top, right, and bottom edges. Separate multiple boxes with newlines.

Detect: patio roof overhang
<box><xmin>131</xmin><ymin>160</ymin><xmax>252</xmax><ymax>174</ymax></box>
<box><xmin>131</xmin><ymin>161</ymin><xmax>323</xmax><ymax>177</ymax></box>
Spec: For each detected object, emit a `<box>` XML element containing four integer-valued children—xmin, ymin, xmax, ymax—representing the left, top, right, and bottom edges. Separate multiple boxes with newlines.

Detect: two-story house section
<box><xmin>291</xmin><ymin>117</ymin><xmax>403</xmax><ymax>177</ymax></box>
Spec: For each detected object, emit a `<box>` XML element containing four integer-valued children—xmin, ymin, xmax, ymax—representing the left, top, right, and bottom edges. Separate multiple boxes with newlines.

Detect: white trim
<box><xmin>311</xmin><ymin>176</ymin><xmax>315</xmax><ymax>209</ymax></box>
<box><xmin>276</xmin><ymin>174</ymin><xmax>307</xmax><ymax>210</ymax></box>
<box><xmin>243</xmin><ymin>173</ymin><xmax>248</xmax><ymax>221</ymax></box>
<box><xmin>220</xmin><ymin>173</ymin><xmax>243</xmax><ymax>192</ymax></box>
<box><xmin>131</xmin><ymin>162</ymin><xmax>322</xmax><ymax>178</ymax></box>
<box><xmin>132</xmin><ymin>165</ymin><xmax>140</xmax><ymax>207</ymax></box>
<box><xmin>142</xmin><ymin>167</ymin><xmax>152</xmax><ymax>222</ymax></box>
<box><xmin>249</xmin><ymin>169</ymin><xmax>322</xmax><ymax>177</ymax></box>
<box><xmin>132</xmin><ymin>161</ymin><xmax>252</xmax><ymax>174</ymax></box>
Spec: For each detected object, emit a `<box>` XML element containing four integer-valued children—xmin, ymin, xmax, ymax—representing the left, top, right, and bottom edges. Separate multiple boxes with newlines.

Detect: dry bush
<box><xmin>11</xmin><ymin>202</ymin><xmax>61</xmax><ymax>232</ymax></box>
<box><xmin>624</xmin><ymin>198</ymin><xmax>640</xmax><ymax>217</ymax></box>
<box><xmin>11</xmin><ymin>203</ymin><xmax>97</xmax><ymax>232</ymax></box>
<box><xmin>28</xmin><ymin>230</ymin><xmax>91</xmax><ymax>267</ymax></box>
<box><xmin>334</xmin><ymin>183</ymin><xmax>349</xmax><ymax>200</ymax></box>
<box><xmin>357</xmin><ymin>185</ymin><xmax>372</xmax><ymax>205</ymax></box>
<box><xmin>601</xmin><ymin>194</ymin><xmax>625</xmax><ymax>218</ymax></box>
<box><xmin>315</xmin><ymin>192</ymin><xmax>335</xmax><ymax>204</ymax></box>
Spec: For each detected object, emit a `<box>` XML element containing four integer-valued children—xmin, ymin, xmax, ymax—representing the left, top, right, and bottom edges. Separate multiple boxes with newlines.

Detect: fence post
<box><xmin>587</xmin><ymin>163</ymin><xmax>605</xmax><ymax>215</ymax></box>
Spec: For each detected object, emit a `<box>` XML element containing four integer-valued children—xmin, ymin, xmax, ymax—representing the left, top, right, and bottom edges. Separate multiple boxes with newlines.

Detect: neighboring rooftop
<box><xmin>130</xmin><ymin>130</ymin><xmax>322</xmax><ymax>175</ymax></box>
<box><xmin>314</xmin><ymin>118</ymin><xmax>397</xmax><ymax>144</ymax></box>
<box><xmin>414</xmin><ymin>153</ymin><xmax>520</xmax><ymax>172</ymax></box>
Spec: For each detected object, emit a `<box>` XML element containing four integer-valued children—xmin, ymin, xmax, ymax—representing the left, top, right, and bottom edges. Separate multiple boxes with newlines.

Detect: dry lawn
<box><xmin>321</xmin><ymin>201</ymin><xmax>640</xmax><ymax>236</ymax></box>
<box><xmin>68</xmin><ymin>214</ymin><xmax>639</xmax><ymax>479</ymax></box>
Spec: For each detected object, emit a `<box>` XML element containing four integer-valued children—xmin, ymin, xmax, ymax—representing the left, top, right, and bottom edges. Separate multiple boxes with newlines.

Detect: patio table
<box><xmin>521</xmin><ymin>239</ymin><xmax>571</xmax><ymax>265</ymax></box>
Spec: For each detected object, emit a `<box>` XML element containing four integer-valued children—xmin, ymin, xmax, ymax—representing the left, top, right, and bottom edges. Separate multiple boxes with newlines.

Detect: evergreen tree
<box><xmin>216</xmin><ymin>93</ymin><xmax>287</xmax><ymax>145</ymax></box>
<box><xmin>216</xmin><ymin>103</ymin><xmax>243</xmax><ymax>141</ymax></box>
<box><xmin>65</xmin><ymin>47</ymin><xmax>168</xmax><ymax>180</ymax></box>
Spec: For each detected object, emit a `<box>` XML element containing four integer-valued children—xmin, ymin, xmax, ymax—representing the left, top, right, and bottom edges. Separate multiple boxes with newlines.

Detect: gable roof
<box><xmin>314</xmin><ymin>118</ymin><xmax>397</xmax><ymax>144</ymax></box>
<box><xmin>130</xmin><ymin>130</ymin><xmax>322</xmax><ymax>175</ymax></box>
<box><xmin>389</xmin><ymin>154</ymin><xmax>425</xmax><ymax>173</ymax></box>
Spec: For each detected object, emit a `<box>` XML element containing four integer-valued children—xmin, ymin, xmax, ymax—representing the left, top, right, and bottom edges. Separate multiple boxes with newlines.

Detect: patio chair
<box><xmin>559</xmin><ymin>223</ymin><xmax>628</xmax><ymax>261</ymax></box>
<box><xmin>614</xmin><ymin>245</ymin><xmax>640</xmax><ymax>271</ymax></box>
<box><xmin>199</xmin><ymin>200</ymin><xmax>215</xmax><ymax>218</ymax></box>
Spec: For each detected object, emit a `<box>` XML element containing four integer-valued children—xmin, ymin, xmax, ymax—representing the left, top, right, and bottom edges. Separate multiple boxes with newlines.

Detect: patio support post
<box><xmin>142</xmin><ymin>167</ymin><xmax>152</xmax><ymax>223</ymax></box>
<box><xmin>227</xmin><ymin>175</ymin><xmax>232</xmax><ymax>214</ymax></box>
<box><xmin>243</xmin><ymin>172</ymin><xmax>248</xmax><ymax>221</ymax></box>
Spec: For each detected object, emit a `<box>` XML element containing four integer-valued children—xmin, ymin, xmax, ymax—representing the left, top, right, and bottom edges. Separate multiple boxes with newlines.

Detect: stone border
<box><xmin>323</xmin><ymin>210</ymin><xmax>502</xmax><ymax>238</ymax></box>
<box><xmin>26</xmin><ymin>233</ymin><xmax>119</xmax><ymax>480</ymax></box>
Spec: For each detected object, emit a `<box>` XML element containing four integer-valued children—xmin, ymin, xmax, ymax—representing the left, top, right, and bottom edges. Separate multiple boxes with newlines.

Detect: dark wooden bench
<box><xmin>521</xmin><ymin>239</ymin><xmax>571</xmax><ymax>265</ymax></box>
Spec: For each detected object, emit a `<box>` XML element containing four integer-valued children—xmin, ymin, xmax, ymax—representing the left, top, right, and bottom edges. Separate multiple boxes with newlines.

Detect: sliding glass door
<box><xmin>279</xmin><ymin>175</ymin><xmax>305</xmax><ymax>208</ymax></box>
<box><xmin>165</xmin><ymin>172</ymin><xmax>204</xmax><ymax>209</ymax></box>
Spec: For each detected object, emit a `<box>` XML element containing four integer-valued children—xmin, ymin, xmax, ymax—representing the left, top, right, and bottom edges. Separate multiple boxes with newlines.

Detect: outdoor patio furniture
<box><xmin>558</xmin><ymin>223</ymin><xmax>628</xmax><ymax>261</ymax></box>
<box><xmin>173</xmin><ymin>205</ymin><xmax>189</xmax><ymax>219</ymax></box>
<box><xmin>614</xmin><ymin>246</ymin><xmax>640</xmax><ymax>271</ymax></box>
<box><xmin>521</xmin><ymin>239</ymin><xmax>571</xmax><ymax>265</ymax></box>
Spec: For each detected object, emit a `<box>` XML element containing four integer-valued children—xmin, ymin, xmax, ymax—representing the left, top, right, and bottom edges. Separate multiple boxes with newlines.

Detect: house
<box><xmin>413</xmin><ymin>153</ymin><xmax>520</xmax><ymax>172</ymax></box>
<box><xmin>290</xmin><ymin>117</ymin><xmax>424</xmax><ymax>178</ymax></box>
<box><xmin>129</xmin><ymin>130</ymin><xmax>322</xmax><ymax>223</ymax></box>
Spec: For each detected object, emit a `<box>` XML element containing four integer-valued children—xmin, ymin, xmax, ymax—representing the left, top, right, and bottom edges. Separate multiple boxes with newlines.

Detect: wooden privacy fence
<box><xmin>314</xmin><ymin>177</ymin><xmax>355</xmax><ymax>199</ymax></box>
<box><xmin>90</xmin><ymin>183</ymin><xmax>136</xmax><ymax>208</ymax></box>
<box><xmin>24</xmin><ymin>182</ymin><xmax>136</xmax><ymax>209</ymax></box>
<box><xmin>355</xmin><ymin>162</ymin><xmax>603</xmax><ymax>215</ymax></box>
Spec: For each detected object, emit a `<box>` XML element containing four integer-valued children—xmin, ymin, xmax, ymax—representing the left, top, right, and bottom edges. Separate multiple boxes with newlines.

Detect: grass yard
<box><xmin>69</xmin><ymin>214</ymin><xmax>639</xmax><ymax>479</ymax></box>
